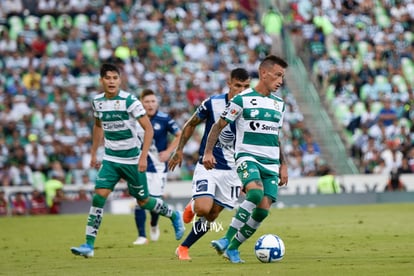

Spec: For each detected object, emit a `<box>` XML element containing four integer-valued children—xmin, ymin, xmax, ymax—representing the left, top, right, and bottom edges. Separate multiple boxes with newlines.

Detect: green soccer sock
<box><xmin>85</xmin><ymin>194</ymin><xmax>107</xmax><ymax>247</ymax></box>
<box><xmin>142</xmin><ymin>197</ymin><xmax>174</xmax><ymax>219</ymax></box>
<box><xmin>224</xmin><ymin>189</ymin><xmax>263</xmax><ymax>241</ymax></box>
<box><xmin>228</xmin><ymin>208</ymin><xmax>269</xmax><ymax>250</ymax></box>
<box><xmin>224</xmin><ymin>200</ymin><xmax>256</xmax><ymax>241</ymax></box>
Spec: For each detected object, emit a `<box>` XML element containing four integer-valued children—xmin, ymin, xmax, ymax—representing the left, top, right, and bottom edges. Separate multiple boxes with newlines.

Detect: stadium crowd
<box><xmin>288</xmin><ymin>0</ymin><xmax>414</xmax><ymax>175</ymax></box>
<box><xmin>0</xmin><ymin>0</ymin><xmax>412</xmax><ymax>214</ymax></box>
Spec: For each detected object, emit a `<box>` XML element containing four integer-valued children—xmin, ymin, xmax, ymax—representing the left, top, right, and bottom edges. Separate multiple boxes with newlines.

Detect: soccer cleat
<box><xmin>223</xmin><ymin>249</ymin><xmax>245</xmax><ymax>263</ymax></box>
<box><xmin>211</xmin><ymin>237</ymin><xmax>229</xmax><ymax>255</ymax></box>
<box><xmin>150</xmin><ymin>226</ymin><xmax>160</xmax><ymax>241</ymax></box>
<box><xmin>70</xmin><ymin>243</ymin><xmax>94</xmax><ymax>258</ymax></box>
<box><xmin>132</xmin><ymin>236</ymin><xmax>148</xmax><ymax>245</ymax></box>
<box><xmin>172</xmin><ymin>211</ymin><xmax>185</xmax><ymax>240</ymax></box>
<box><xmin>182</xmin><ymin>200</ymin><xmax>195</xmax><ymax>224</ymax></box>
<box><xmin>175</xmin><ymin>245</ymin><xmax>191</xmax><ymax>260</ymax></box>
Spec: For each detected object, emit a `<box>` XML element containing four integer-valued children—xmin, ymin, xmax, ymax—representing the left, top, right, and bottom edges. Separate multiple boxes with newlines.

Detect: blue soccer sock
<box><xmin>150</xmin><ymin>211</ymin><xmax>160</xmax><ymax>227</ymax></box>
<box><xmin>134</xmin><ymin>206</ymin><xmax>147</xmax><ymax>237</ymax></box>
<box><xmin>181</xmin><ymin>217</ymin><xmax>210</xmax><ymax>248</ymax></box>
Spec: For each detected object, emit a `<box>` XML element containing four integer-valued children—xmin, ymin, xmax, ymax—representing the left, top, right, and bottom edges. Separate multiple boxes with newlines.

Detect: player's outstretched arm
<box><xmin>278</xmin><ymin>140</ymin><xmax>288</xmax><ymax>186</ymax></box>
<box><xmin>203</xmin><ymin>118</ymin><xmax>228</xmax><ymax>170</ymax></box>
<box><xmin>90</xmin><ymin>118</ymin><xmax>103</xmax><ymax>169</ymax></box>
<box><xmin>137</xmin><ymin>114</ymin><xmax>154</xmax><ymax>172</ymax></box>
<box><xmin>168</xmin><ymin>113</ymin><xmax>203</xmax><ymax>170</ymax></box>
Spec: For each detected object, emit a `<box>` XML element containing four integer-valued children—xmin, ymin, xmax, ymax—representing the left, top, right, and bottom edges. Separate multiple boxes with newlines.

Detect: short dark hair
<box><xmin>260</xmin><ymin>55</ymin><xmax>288</xmax><ymax>70</ymax></box>
<box><xmin>230</xmin><ymin>68</ymin><xmax>250</xmax><ymax>81</ymax></box>
<box><xmin>140</xmin><ymin>88</ymin><xmax>155</xmax><ymax>100</ymax></box>
<box><xmin>100</xmin><ymin>63</ymin><xmax>120</xmax><ymax>77</ymax></box>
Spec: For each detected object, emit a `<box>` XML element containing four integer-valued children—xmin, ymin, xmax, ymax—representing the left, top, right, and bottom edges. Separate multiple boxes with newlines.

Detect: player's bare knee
<box><xmin>193</xmin><ymin>204</ymin><xmax>210</xmax><ymax>217</ymax></box>
<box><xmin>137</xmin><ymin>198</ymin><xmax>149</xmax><ymax>207</ymax></box>
<box><xmin>205</xmin><ymin>205</ymin><xmax>223</xmax><ymax>221</ymax></box>
<box><xmin>205</xmin><ymin>211</ymin><xmax>220</xmax><ymax>222</ymax></box>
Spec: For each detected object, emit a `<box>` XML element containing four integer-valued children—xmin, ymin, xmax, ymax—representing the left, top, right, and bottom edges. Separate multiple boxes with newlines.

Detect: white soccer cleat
<box><xmin>150</xmin><ymin>226</ymin><xmax>160</xmax><ymax>241</ymax></box>
<box><xmin>132</xmin><ymin>236</ymin><xmax>148</xmax><ymax>245</ymax></box>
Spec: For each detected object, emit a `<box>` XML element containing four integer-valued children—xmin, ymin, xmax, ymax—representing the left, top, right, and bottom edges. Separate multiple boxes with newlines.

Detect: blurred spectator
<box><xmin>0</xmin><ymin>162</ymin><xmax>11</xmax><ymax>187</ymax></box>
<box><xmin>74</xmin><ymin>189</ymin><xmax>91</xmax><ymax>201</ymax></box>
<box><xmin>29</xmin><ymin>190</ymin><xmax>48</xmax><ymax>215</ymax></box>
<box><xmin>287</xmin><ymin>149</ymin><xmax>303</xmax><ymax>179</ymax></box>
<box><xmin>49</xmin><ymin>188</ymin><xmax>67</xmax><ymax>214</ymax></box>
<box><xmin>308</xmin><ymin>31</ymin><xmax>325</xmax><ymax>67</ymax></box>
<box><xmin>9</xmin><ymin>159</ymin><xmax>34</xmax><ymax>186</ymax></box>
<box><xmin>301</xmin><ymin>143</ymin><xmax>320</xmax><ymax>176</ymax></box>
<box><xmin>0</xmin><ymin>190</ymin><xmax>8</xmax><ymax>216</ymax></box>
<box><xmin>299</xmin><ymin>130</ymin><xmax>321</xmax><ymax>154</ymax></box>
<box><xmin>261</xmin><ymin>6</ymin><xmax>284</xmax><ymax>57</ymax></box>
<box><xmin>186</xmin><ymin>80</ymin><xmax>207</xmax><ymax>110</ymax></box>
<box><xmin>381</xmin><ymin>139</ymin><xmax>403</xmax><ymax>175</ymax></box>
<box><xmin>359</xmin><ymin>101</ymin><xmax>377</xmax><ymax>128</ymax></box>
<box><xmin>397</xmin><ymin>156</ymin><xmax>412</xmax><ymax>174</ymax></box>
<box><xmin>25</xmin><ymin>134</ymin><xmax>48</xmax><ymax>173</ymax></box>
<box><xmin>372</xmin><ymin>157</ymin><xmax>388</xmax><ymax>175</ymax></box>
<box><xmin>183</xmin><ymin>36</ymin><xmax>208</xmax><ymax>61</ymax></box>
<box><xmin>350</xmin><ymin>124</ymin><xmax>370</xmax><ymax>163</ymax></box>
<box><xmin>317</xmin><ymin>168</ymin><xmax>342</xmax><ymax>194</ymax></box>
<box><xmin>44</xmin><ymin>172</ymin><xmax>64</xmax><ymax>208</ymax></box>
<box><xmin>11</xmin><ymin>192</ymin><xmax>28</xmax><ymax>216</ymax></box>
<box><xmin>378</xmin><ymin>98</ymin><xmax>398</xmax><ymax>127</ymax></box>
<box><xmin>384</xmin><ymin>170</ymin><xmax>406</xmax><ymax>191</ymax></box>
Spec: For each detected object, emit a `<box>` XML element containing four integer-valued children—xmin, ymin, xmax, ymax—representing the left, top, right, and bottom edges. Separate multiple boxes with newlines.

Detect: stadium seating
<box><xmin>7</xmin><ymin>15</ymin><xmax>24</xmax><ymax>39</ymax></box>
<box><xmin>39</xmin><ymin>14</ymin><xmax>56</xmax><ymax>32</ymax></box>
<box><xmin>57</xmin><ymin>14</ymin><xmax>73</xmax><ymax>29</ymax></box>
<box><xmin>73</xmin><ymin>14</ymin><xmax>89</xmax><ymax>28</ymax></box>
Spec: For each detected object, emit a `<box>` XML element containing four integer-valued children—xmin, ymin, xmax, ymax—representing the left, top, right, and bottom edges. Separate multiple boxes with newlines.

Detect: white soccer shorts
<box><xmin>191</xmin><ymin>163</ymin><xmax>241</xmax><ymax>209</ymax></box>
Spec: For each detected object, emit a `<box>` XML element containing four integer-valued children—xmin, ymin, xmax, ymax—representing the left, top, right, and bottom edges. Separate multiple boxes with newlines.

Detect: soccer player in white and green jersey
<box><xmin>203</xmin><ymin>55</ymin><xmax>289</xmax><ymax>263</ymax></box>
<box><xmin>70</xmin><ymin>63</ymin><xmax>184</xmax><ymax>258</ymax></box>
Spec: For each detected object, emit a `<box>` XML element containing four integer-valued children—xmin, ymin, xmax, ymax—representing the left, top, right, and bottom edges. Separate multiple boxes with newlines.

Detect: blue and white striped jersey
<box><xmin>196</xmin><ymin>93</ymin><xmax>236</xmax><ymax>170</ymax></box>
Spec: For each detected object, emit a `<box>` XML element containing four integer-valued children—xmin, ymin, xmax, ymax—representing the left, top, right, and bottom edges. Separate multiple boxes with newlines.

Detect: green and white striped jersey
<box><xmin>91</xmin><ymin>90</ymin><xmax>146</xmax><ymax>164</ymax></box>
<box><xmin>221</xmin><ymin>88</ymin><xmax>285</xmax><ymax>167</ymax></box>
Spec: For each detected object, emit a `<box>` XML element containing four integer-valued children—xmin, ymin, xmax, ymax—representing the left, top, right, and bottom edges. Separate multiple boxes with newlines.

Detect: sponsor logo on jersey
<box><xmin>153</xmin><ymin>122</ymin><xmax>161</xmax><ymax>130</ymax></box>
<box><xmin>250</xmin><ymin>109</ymin><xmax>259</xmax><ymax>117</ymax></box>
<box><xmin>103</xmin><ymin>121</ymin><xmax>126</xmax><ymax>130</ymax></box>
<box><xmin>249</xmin><ymin>121</ymin><xmax>278</xmax><ymax>132</ymax></box>
<box><xmin>249</xmin><ymin>121</ymin><xmax>260</xmax><ymax>131</ymax></box>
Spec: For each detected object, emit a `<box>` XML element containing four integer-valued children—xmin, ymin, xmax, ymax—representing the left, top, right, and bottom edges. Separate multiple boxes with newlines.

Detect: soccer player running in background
<box><xmin>168</xmin><ymin>68</ymin><xmax>251</xmax><ymax>260</ymax></box>
<box><xmin>203</xmin><ymin>55</ymin><xmax>289</xmax><ymax>263</ymax></box>
<box><xmin>70</xmin><ymin>63</ymin><xmax>184</xmax><ymax>258</ymax></box>
<box><xmin>133</xmin><ymin>89</ymin><xmax>182</xmax><ymax>245</ymax></box>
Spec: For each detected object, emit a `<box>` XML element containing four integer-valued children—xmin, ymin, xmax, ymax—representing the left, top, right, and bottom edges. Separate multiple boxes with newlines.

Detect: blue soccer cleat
<box><xmin>172</xmin><ymin>211</ymin><xmax>185</xmax><ymax>240</ymax></box>
<box><xmin>211</xmin><ymin>237</ymin><xmax>229</xmax><ymax>255</ymax></box>
<box><xmin>70</xmin><ymin>243</ymin><xmax>94</xmax><ymax>258</ymax></box>
<box><xmin>223</xmin><ymin>249</ymin><xmax>245</xmax><ymax>263</ymax></box>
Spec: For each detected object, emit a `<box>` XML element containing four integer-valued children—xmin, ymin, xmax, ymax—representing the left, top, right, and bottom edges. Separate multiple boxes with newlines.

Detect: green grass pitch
<box><xmin>1</xmin><ymin>203</ymin><xmax>413</xmax><ymax>276</ymax></box>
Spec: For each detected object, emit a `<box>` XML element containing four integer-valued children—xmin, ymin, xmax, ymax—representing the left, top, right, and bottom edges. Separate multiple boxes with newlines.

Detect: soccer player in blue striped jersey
<box><xmin>168</xmin><ymin>68</ymin><xmax>251</xmax><ymax>260</ymax></box>
<box><xmin>70</xmin><ymin>63</ymin><xmax>184</xmax><ymax>258</ymax></box>
<box><xmin>133</xmin><ymin>89</ymin><xmax>182</xmax><ymax>245</ymax></box>
<box><xmin>204</xmin><ymin>55</ymin><xmax>289</xmax><ymax>263</ymax></box>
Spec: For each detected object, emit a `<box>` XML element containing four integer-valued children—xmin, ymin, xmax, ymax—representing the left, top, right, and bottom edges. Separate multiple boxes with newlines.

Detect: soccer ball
<box><xmin>254</xmin><ymin>234</ymin><xmax>285</xmax><ymax>263</ymax></box>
